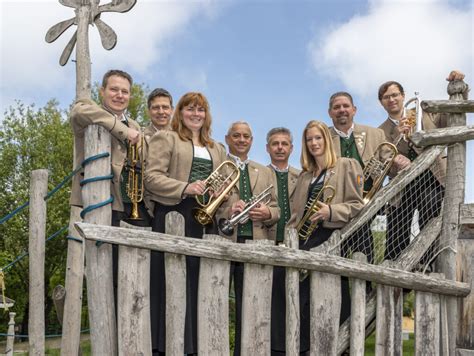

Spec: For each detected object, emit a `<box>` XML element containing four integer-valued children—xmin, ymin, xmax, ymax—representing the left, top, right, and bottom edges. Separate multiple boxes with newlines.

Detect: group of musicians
<box><xmin>70</xmin><ymin>69</ymin><xmax>467</xmax><ymax>355</ymax></box>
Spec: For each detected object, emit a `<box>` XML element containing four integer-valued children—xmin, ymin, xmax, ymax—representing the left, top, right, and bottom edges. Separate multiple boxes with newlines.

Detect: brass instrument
<box><xmin>296</xmin><ymin>184</ymin><xmax>336</xmax><ymax>241</ymax></box>
<box><xmin>218</xmin><ymin>185</ymin><xmax>274</xmax><ymax>236</ymax></box>
<box><xmin>394</xmin><ymin>92</ymin><xmax>422</xmax><ymax>146</ymax></box>
<box><xmin>194</xmin><ymin>161</ymin><xmax>240</xmax><ymax>226</ymax></box>
<box><xmin>362</xmin><ymin>142</ymin><xmax>398</xmax><ymax>204</ymax></box>
<box><xmin>126</xmin><ymin>133</ymin><xmax>145</xmax><ymax>220</ymax></box>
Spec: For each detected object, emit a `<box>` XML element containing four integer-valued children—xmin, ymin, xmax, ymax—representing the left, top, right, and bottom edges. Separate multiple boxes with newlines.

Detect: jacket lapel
<box><xmin>248</xmin><ymin>161</ymin><xmax>259</xmax><ymax>192</ymax></box>
<box><xmin>353</xmin><ymin>124</ymin><xmax>367</xmax><ymax>160</ymax></box>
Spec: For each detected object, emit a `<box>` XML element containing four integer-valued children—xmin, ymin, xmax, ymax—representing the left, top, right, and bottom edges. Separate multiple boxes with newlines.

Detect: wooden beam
<box><xmin>410</xmin><ymin>125</ymin><xmax>474</xmax><ymax>146</ymax></box>
<box><xmin>460</xmin><ymin>204</ymin><xmax>474</xmax><ymax>226</ymax></box>
<box><xmin>421</xmin><ymin>100</ymin><xmax>474</xmax><ymax>113</ymax></box>
<box><xmin>75</xmin><ymin>223</ymin><xmax>471</xmax><ymax>297</ymax></box>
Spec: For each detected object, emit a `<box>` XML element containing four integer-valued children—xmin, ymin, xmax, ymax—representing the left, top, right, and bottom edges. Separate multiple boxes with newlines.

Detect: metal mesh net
<box><xmin>340</xmin><ymin>149</ymin><xmax>446</xmax><ymax>271</ymax></box>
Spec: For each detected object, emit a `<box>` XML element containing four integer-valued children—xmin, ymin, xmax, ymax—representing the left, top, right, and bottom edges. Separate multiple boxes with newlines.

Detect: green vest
<box><xmin>340</xmin><ymin>135</ymin><xmax>372</xmax><ymax>192</ymax></box>
<box><xmin>189</xmin><ymin>156</ymin><xmax>213</xmax><ymax>204</ymax></box>
<box><xmin>238</xmin><ymin>165</ymin><xmax>253</xmax><ymax>238</ymax></box>
<box><xmin>275</xmin><ymin>171</ymin><xmax>290</xmax><ymax>243</ymax></box>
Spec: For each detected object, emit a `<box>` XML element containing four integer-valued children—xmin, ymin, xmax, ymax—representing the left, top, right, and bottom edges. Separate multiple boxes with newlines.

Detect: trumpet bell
<box><xmin>218</xmin><ymin>218</ymin><xmax>234</xmax><ymax>236</ymax></box>
<box><xmin>193</xmin><ymin>207</ymin><xmax>214</xmax><ymax>226</ymax></box>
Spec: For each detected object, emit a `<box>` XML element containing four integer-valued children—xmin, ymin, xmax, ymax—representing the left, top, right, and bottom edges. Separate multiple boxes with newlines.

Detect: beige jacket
<box><xmin>378</xmin><ymin>112</ymin><xmax>446</xmax><ymax>186</ymax></box>
<box><xmin>70</xmin><ymin>99</ymin><xmax>140</xmax><ymax>212</ymax></box>
<box><xmin>330</xmin><ymin>123</ymin><xmax>388</xmax><ymax>166</ymax></box>
<box><xmin>144</xmin><ymin>130</ymin><xmax>227</xmax><ymax>206</ymax></box>
<box><xmin>288</xmin><ymin>157</ymin><xmax>364</xmax><ymax>229</ymax></box>
<box><xmin>218</xmin><ymin>159</ymin><xmax>280</xmax><ymax>242</ymax></box>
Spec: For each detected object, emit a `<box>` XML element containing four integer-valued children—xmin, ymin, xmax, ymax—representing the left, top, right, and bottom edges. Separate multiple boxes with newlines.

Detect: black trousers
<box><xmin>385</xmin><ymin>170</ymin><xmax>444</xmax><ymax>262</ymax></box>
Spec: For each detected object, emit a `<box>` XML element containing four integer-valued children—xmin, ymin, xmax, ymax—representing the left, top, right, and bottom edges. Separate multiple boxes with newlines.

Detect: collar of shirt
<box><xmin>333</xmin><ymin>123</ymin><xmax>354</xmax><ymax>139</ymax></box>
<box><xmin>228</xmin><ymin>153</ymin><xmax>249</xmax><ymax>170</ymax></box>
<box><xmin>388</xmin><ymin>116</ymin><xmax>400</xmax><ymax>126</ymax></box>
<box><xmin>270</xmin><ymin>163</ymin><xmax>289</xmax><ymax>173</ymax></box>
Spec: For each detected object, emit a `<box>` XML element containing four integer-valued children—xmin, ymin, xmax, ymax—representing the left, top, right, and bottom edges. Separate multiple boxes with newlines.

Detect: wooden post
<box><xmin>310</xmin><ymin>236</ymin><xmax>340</xmax><ymax>356</ymax></box>
<box><xmin>393</xmin><ymin>287</ymin><xmax>404</xmax><ymax>356</ymax></box>
<box><xmin>415</xmin><ymin>273</ymin><xmax>441</xmax><ymax>356</ymax></box>
<box><xmin>61</xmin><ymin>205</ymin><xmax>84</xmax><ymax>356</ymax></box>
<box><xmin>164</xmin><ymin>212</ymin><xmax>186</xmax><ymax>355</ymax></box>
<box><xmin>375</xmin><ymin>262</ymin><xmax>396</xmax><ymax>355</ymax></box>
<box><xmin>5</xmin><ymin>312</ymin><xmax>15</xmax><ymax>356</ymax></box>
<box><xmin>117</xmin><ymin>222</ymin><xmax>152</xmax><ymax>356</ymax></box>
<box><xmin>350</xmin><ymin>252</ymin><xmax>367</xmax><ymax>356</ymax></box>
<box><xmin>241</xmin><ymin>239</ymin><xmax>274</xmax><ymax>356</ymax></box>
<box><xmin>285</xmin><ymin>228</ymin><xmax>300</xmax><ymax>355</ymax></box>
<box><xmin>52</xmin><ymin>285</ymin><xmax>66</xmax><ymax>325</ymax></box>
<box><xmin>436</xmin><ymin>80</ymin><xmax>468</xmax><ymax>355</ymax></box>
<box><xmin>82</xmin><ymin>125</ymin><xmax>116</xmax><ymax>355</ymax></box>
<box><xmin>198</xmin><ymin>234</ymin><xmax>231</xmax><ymax>355</ymax></box>
<box><xmin>28</xmin><ymin>169</ymin><xmax>48</xmax><ymax>355</ymax></box>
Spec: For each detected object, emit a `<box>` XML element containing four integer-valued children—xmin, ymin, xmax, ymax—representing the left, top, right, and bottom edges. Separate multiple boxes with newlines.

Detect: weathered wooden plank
<box><xmin>456</xmin><ymin>239</ymin><xmax>474</xmax><ymax>350</ymax></box>
<box><xmin>29</xmin><ymin>169</ymin><xmax>48</xmax><ymax>356</ymax></box>
<box><xmin>61</xmin><ymin>205</ymin><xmax>84</xmax><ymax>356</ymax></box>
<box><xmin>375</xmin><ymin>262</ymin><xmax>396</xmax><ymax>356</ymax></box>
<box><xmin>164</xmin><ymin>212</ymin><xmax>186</xmax><ymax>355</ymax></box>
<box><xmin>460</xmin><ymin>204</ymin><xmax>474</xmax><ymax>226</ymax></box>
<box><xmin>415</xmin><ymin>274</ymin><xmax>441</xmax><ymax>356</ymax></box>
<box><xmin>76</xmin><ymin>223</ymin><xmax>472</xmax><ymax>297</ymax></box>
<box><xmin>456</xmin><ymin>348</ymin><xmax>474</xmax><ymax>355</ymax></box>
<box><xmin>241</xmin><ymin>239</ymin><xmax>274</xmax><ymax>356</ymax></box>
<box><xmin>310</xmin><ymin>240</ymin><xmax>340</xmax><ymax>356</ymax></box>
<box><xmin>117</xmin><ymin>222</ymin><xmax>152</xmax><ymax>356</ymax></box>
<box><xmin>82</xmin><ymin>125</ymin><xmax>116</xmax><ymax>356</ymax></box>
<box><xmin>437</xmin><ymin>81</ymin><xmax>467</xmax><ymax>356</ymax></box>
<box><xmin>6</xmin><ymin>312</ymin><xmax>15</xmax><ymax>356</ymax></box>
<box><xmin>339</xmin><ymin>145</ymin><xmax>446</xmax><ymax>239</ymax></box>
<box><xmin>421</xmin><ymin>99</ymin><xmax>474</xmax><ymax>113</ymax></box>
<box><xmin>284</xmin><ymin>228</ymin><xmax>300</xmax><ymax>355</ymax></box>
<box><xmin>198</xmin><ymin>234</ymin><xmax>231</xmax><ymax>356</ymax></box>
<box><xmin>410</xmin><ymin>125</ymin><xmax>474</xmax><ymax>146</ymax></box>
<box><xmin>350</xmin><ymin>252</ymin><xmax>367</xmax><ymax>356</ymax></box>
<box><xmin>52</xmin><ymin>285</ymin><xmax>66</xmax><ymax>326</ymax></box>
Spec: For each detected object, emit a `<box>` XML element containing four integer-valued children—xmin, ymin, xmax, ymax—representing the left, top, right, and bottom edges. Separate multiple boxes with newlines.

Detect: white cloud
<box><xmin>0</xmin><ymin>0</ymin><xmax>224</xmax><ymax>111</ymax></box>
<box><xmin>309</xmin><ymin>0</ymin><xmax>473</xmax><ymax>101</ymax></box>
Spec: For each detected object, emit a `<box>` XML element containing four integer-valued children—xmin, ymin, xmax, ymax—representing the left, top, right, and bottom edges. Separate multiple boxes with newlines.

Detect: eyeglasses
<box><xmin>382</xmin><ymin>92</ymin><xmax>402</xmax><ymax>101</ymax></box>
<box><xmin>150</xmin><ymin>105</ymin><xmax>171</xmax><ymax>111</ymax></box>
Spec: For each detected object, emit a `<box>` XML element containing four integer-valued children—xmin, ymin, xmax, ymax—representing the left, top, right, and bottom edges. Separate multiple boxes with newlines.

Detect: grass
<box><xmin>365</xmin><ymin>331</ymin><xmax>415</xmax><ymax>355</ymax></box>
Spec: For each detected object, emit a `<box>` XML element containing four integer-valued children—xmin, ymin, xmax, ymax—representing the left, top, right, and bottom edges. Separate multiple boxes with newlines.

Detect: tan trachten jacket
<box><xmin>288</xmin><ymin>157</ymin><xmax>364</xmax><ymax>229</ymax></box>
<box><xmin>378</xmin><ymin>112</ymin><xmax>446</xmax><ymax>186</ymax></box>
<box><xmin>70</xmin><ymin>99</ymin><xmax>140</xmax><ymax>212</ymax></box>
<box><xmin>330</xmin><ymin>123</ymin><xmax>387</xmax><ymax>166</ymax></box>
<box><xmin>217</xmin><ymin>159</ymin><xmax>280</xmax><ymax>242</ymax></box>
<box><xmin>144</xmin><ymin>130</ymin><xmax>227</xmax><ymax>206</ymax></box>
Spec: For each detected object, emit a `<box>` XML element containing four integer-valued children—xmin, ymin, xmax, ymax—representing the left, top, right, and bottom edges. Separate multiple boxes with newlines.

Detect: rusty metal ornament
<box><xmin>45</xmin><ymin>0</ymin><xmax>137</xmax><ymax>66</ymax></box>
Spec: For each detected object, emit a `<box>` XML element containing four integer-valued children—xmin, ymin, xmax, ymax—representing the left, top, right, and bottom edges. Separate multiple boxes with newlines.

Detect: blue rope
<box><xmin>80</xmin><ymin>173</ymin><xmax>114</xmax><ymax>186</ymax></box>
<box><xmin>0</xmin><ymin>225</ymin><xmax>68</xmax><ymax>272</ymax></box>
<box><xmin>66</xmin><ymin>235</ymin><xmax>83</xmax><ymax>243</ymax></box>
<box><xmin>0</xmin><ymin>152</ymin><xmax>112</xmax><ymax>226</ymax></box>
<box><xmin>0</xmin><ymin>328</ymin><xmax>91</xmax><ymax>339</ymax></box>
<box><xmin>80</xmin><ymin>196</ymin><xmax>114</xmax><ymax>219</ymax></box>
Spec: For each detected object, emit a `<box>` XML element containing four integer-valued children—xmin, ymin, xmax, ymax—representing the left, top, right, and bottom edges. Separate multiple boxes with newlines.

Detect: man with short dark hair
<box><xmin>70</xmin><ymin>69</ymin><xmax>141</xmax><ymax>225</ymax></box>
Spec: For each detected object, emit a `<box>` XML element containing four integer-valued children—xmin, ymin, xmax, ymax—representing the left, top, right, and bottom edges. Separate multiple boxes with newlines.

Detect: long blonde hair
<box><xmin>171</xmin><ymin>92</ymin><xmax>214</xmax><ymax>147</ymax></box>
<box><xmin>300</xmin><ymin>120</ymin><xmax>337</xmax><ymax>172</ymax></box>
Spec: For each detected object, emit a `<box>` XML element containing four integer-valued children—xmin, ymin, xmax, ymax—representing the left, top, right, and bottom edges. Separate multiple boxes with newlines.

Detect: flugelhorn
<box><xmin>296</xmin><ymin>184</ymin><xmax>335</xmax><ymax>241</ymax></box>
<box><xmin>394</xmin><ymin>92</ymin><xmax>422</xmax><ymax>146</ymax></box>
<box><xmin>126</xmin><ymin>133</ymin><xmax>145</xmax><ymax>220</ymax></box>
<box><xmin>362</xmin><ymin>142</ymin><xmax>398</xmax><ymax>204</ymax></box>
<box><xmin>194</xmin><ymin>160</ymin><xmax>240</xmax><ymax>226</ymax></box>
<box><xmin>218</xmin><ymin>185</ymin><xmax>274</xmax><ymax>236</ymax></box>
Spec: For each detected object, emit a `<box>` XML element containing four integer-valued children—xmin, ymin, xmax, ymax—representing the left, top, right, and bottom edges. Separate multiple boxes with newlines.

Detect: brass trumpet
<box><xmin>296</xmin><ymin>184</ymin><xmax>335</xmax><ymax>241</ymax></box>
<box><xmin>362</xmin><ymin>142</ymin><xmax>398</xmax><ymax>204</ymax></box>
<box><xmin>194</xmin><ymin>160</ymin><xmax>240</xmax><ymax>226</ymax></box>
<box><xmin>218</xmin><ymin>185</ymin><xmax>274</xmax><ymax>236</ymax></box>
<box><xmin>126</xmin><ymin>134</ymin><xmax>144</xmax><ymax>220</ymax></box>
<box><xmin>394</xmin><ymin>92</ymin><xmax>422</xmax><ymax>146</ymax></box>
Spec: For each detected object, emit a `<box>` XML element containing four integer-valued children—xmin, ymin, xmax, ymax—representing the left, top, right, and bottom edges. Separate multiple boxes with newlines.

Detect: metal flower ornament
<box><xmin>45</xmin><ymin>0</ymin><xmax>136</xmax><ymax>66</ymax></box>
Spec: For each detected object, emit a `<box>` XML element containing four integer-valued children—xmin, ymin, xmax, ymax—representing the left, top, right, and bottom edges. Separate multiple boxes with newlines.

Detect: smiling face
<box><xmin>149</xmin><ymin>96</ymin><xmax>172</xmax><ymax>130</ymax></box>
<box><xmin>181</xmin><ymin>102</ymin><xmax>206</xmax><ymax>133</ymax></box>
<box><xmin>266</xmin><ymin>133</ymin><xmax>293</xmax><ymax>166</ymax></box>
<box><xmin>380</xmin><ymin>84</ymin><xmax>405</xmax><ymax>118</ymax></box>
<box><xmin>226</xmin><ymin>123</ymin><xmax>253</xmax><ymax>160</ymax></box>
<box><xmin>328</xmin><ymin>95</ymin><xmax>356</xmax><ymax>133</ymax></box>
<box><xmin>305</xmin><ymin>126</ymin><xmax>325</xmax><ymax>159</ymax></box>
<box><xmin>99</xmin><ymin>75</ymin><xmax>131</xmax><ymax>116</ymax></box>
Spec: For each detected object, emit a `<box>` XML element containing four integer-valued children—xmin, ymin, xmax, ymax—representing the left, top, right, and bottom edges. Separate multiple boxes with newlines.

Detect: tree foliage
<box><xmin>0</xmin><ymin>100</ymin><xmax>73</xmax><ymax>334</ymax></box>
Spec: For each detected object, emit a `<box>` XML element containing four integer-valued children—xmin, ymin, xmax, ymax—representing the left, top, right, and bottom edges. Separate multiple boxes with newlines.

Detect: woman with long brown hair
<box><xmin>145</xmin><ymin>92</ymin><xmax>227</xmax><ymax>355</ymax></box>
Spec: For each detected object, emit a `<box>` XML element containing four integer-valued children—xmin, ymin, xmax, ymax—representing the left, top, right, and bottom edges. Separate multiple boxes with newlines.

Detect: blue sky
<box><xmin>1</xmin><ymin>0</ymin><xmax>473</xmax><ymax>201</ymax></box>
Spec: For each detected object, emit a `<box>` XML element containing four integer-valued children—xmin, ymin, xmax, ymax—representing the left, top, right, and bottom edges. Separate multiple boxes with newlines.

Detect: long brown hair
<box><xmin>300</xmin><ymin>120</ymin><xmax>337</xmax><ymax>172</ymax></box>
<box><xmin>171</xmin><ymin>92</ymin><xmax>214</xmax><ymax>147</ymax></box>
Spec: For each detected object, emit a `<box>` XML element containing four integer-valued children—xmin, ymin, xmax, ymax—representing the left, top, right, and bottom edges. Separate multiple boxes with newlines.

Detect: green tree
<box><xmin>0</xmin><ymin>100</ymin><xmax>73</xmax><ymax>335</ymax></box>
